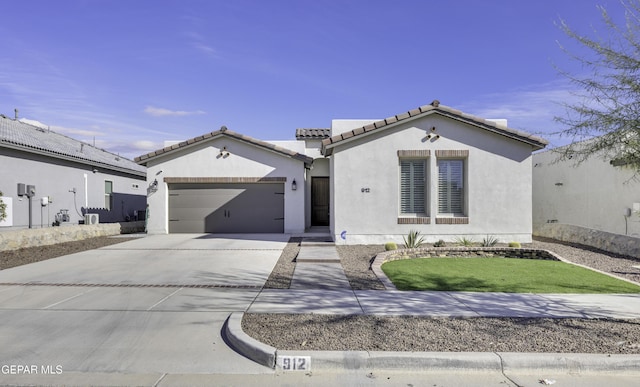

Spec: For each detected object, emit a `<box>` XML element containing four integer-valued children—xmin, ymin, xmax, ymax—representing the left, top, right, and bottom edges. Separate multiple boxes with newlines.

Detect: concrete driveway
<box><xmin>0</xmin><ymin>234</ymin><xmax>288</xmax><ymax>385</ymax></box>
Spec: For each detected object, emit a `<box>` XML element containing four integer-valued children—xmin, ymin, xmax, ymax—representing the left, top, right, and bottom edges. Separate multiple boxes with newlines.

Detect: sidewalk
<box><xmin>235</xmin><ymin>237</ymin><xmax>640</xmax><ymax>373</ymax></box>
<box><xmin>253</xmin><ymin>238</ymin><xmax>640</xmax><ymax>319</ymax></box>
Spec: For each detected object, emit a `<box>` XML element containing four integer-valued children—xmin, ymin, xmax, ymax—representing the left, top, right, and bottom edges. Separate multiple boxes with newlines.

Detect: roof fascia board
<box><xmin>435</xmin><ymin>110</ymin><xmax>547</xmax><ymax>150</ymax></box>
<box><xmin>322</xmin><ymin>109</ymin><xmax>546</xmax><ymax>155</ymax></box>
<box><xmin>224</xmin><ymin>132</ymin><xmax>313</xmax><ymax>165</ymax></box>
<box><xmin>322</xmin><ymin>115</ymin><xmax>414</xmax><ymax>156</ymax></box>
<box><xmin>137</xmin><ymin>130</ymin><xmax>312</xmax><ymax>166</ymax></box>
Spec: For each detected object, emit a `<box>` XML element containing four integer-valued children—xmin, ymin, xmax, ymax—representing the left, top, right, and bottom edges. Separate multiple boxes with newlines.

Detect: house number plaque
<box><xmin>277</xmin><ymin>356</ymin><xmax>311</xmax><ymax>371</ymax></box>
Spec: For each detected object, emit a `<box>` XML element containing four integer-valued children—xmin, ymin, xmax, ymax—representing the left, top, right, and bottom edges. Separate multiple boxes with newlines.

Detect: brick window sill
<box><xmin>435</xmin><ymin>217</ymin><xmax>469</xmax><ymax>224</ymax></box>
<box><xmin>397</xmin><ymin>217</ymin><xmax>431</xmax><ymax>224</ymax></box>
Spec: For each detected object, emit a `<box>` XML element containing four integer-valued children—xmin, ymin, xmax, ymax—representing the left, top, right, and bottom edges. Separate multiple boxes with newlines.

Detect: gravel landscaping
<box><xmin>246</xmin><ymin>237</ymin><xmax>640</xmax><ymax>353</ymax></box>
<box><xmin>2</xmin><ymin>234</ymin><xmax>639</xmax><ymax>354</ymax></box>
<box><xmin>0</xmin><ymin>236</ymin><xmax>138</xmax><ymax>270</ymax></box>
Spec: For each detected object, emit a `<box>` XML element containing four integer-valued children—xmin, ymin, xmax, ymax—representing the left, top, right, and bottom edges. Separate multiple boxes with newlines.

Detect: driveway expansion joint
<box><xmin>0</xmin><ymin>282</ymin><xmax>262</xmax><ymax>289</ymax></box>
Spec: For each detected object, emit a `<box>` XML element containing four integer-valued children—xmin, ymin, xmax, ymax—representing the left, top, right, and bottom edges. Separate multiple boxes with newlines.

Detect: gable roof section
<box><xmin>135</xmin><ymin>126</ymin><xmax>313</xmax><ymax>166</ymax></box>
<box><xmin>295</xmin><ymin>128</ymin><xmax>331</xmax><ymax>140</ymax></box>
<box><xmin>0</xmin><ymin>115</ymin><xmax>146</xmax><ymax>177</ymax></box>
<box><xmin>321</xmin><ymin>100</ymin><xmax>549</xmax><ymax>155</ymax></box>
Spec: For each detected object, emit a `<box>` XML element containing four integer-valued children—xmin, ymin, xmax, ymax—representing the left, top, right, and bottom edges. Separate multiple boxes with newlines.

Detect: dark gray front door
<box><xmin>168</xmin><ymin>183</ymin><xmax>284</xmax><ymax>233</ymax></box>
<box><xmin>311</xmin><ymin>177</ymin><xmax>329</xmax><ymax>226</ymax></box>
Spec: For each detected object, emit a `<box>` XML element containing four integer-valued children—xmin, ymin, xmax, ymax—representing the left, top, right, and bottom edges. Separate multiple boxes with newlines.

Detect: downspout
<box><xmin>84</xmin><ymin>173</ymin><xmax>88</xmax><ymax>212</ymax></box>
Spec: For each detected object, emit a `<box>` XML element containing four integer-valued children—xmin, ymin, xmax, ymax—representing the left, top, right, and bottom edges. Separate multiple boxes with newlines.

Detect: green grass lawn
<box><xmin>381</xmin><ymin>257</ymin><xmax>640</xmax><ymax>293</ymax></box>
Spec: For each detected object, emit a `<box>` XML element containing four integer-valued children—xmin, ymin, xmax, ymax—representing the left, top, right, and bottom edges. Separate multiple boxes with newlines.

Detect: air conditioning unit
<box><xmin>84</xmin><ymin>213</ymin><xmax>99</xmax><ymax>225</ymax></box>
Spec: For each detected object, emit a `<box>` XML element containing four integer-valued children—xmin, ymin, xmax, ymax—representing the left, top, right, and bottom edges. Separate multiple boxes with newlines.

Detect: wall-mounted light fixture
<box><xmin>147</xmin><ymin>179</ymin><xmax>159</xmax><ymax>195</ymax></box>
<box><xmin>291</xmin><ymin>179</ymin><xmax>297</xmax><ymax>191</ymax></box>
<box><xmin>219</xmin><ymin>146</ymin><xmax>230</xmax><ymax>157</ymax></box>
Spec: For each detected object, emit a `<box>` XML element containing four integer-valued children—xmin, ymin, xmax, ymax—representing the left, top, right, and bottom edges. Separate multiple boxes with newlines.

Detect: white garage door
<box><xmin>168</xmin><ymin>183</ymin><xmax>284</xmax><ymax>233</ymax></box>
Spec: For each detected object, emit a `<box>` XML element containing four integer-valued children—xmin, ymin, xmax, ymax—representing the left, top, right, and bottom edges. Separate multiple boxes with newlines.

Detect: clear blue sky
<box><xmin>0</xmin><ymin>0</ymin><xmax>628</xmax><ymax>160</ymax></box>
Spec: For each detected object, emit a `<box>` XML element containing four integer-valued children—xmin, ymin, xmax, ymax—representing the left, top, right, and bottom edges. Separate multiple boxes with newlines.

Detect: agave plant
<box><xmin>403</xmin><ymin>230</ymin><xmax>425</xmax><ymax>248</ymax></box>
<box><xmin>482</xmin><ymin>235</ymin><xmax>499</xmax><ymax>247</ymax></box>
<box><xmin>454</xmin><ymin>236</ymin><xmax>474</xmax><ymax>247</ymax></box>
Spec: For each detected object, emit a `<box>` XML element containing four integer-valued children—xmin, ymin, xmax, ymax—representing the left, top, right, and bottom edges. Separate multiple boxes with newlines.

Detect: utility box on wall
<box><xmin>0</xmin><ymin>197</ymin><xmax>13</xmax><ymax>227</ymax></box>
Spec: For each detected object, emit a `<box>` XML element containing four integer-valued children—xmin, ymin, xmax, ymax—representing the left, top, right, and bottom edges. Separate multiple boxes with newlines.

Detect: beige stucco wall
<box><xmin>532</xmin><ymin>148</ymin><xmax>640</xmax><ymax>236</ymax></box>
<box><xmin>144</xmin><ymin>136</ymin><xmax>307</xmax><ymax>234</ymax></box>
<box><xmin>330</xmin><ymin>115</ymin><xmax>535</xmax><ymax>244</ymax></box>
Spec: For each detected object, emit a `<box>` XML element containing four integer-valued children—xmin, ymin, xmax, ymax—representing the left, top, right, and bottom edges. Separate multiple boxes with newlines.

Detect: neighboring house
<box><xmin>532</xmin><ymin>141</ymin><xmax>640</xmax><ymax>237</ymax></box>
<box><xmin>136</xmin><ymin>100</ymin><xmax>547</xmax><ymax>244</ymax></box>
<box><xmin>0</xmin><ymin>114</ymin><xmax>147</xmax><ymax>228</ymax></box>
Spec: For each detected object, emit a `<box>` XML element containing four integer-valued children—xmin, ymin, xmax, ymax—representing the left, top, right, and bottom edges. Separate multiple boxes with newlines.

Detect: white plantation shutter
<box><xmin>400</xmin><ymin>160</ymin><xmax>425</xmax><ymax>214</ymax></box>
<box><xmin>438</xmin><ymin>160</ymin><xmax>464</xmax><ymax>214</ymax></box>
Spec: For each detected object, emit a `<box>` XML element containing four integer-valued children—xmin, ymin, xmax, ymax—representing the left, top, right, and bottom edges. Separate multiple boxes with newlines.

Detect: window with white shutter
<box><xmin>400</xmin><ymin>159</ymin><xmax>426</xmax><ymax>215</ymax></box>
<box><xmin>438</xmin><ymin>159</ymin><xmax>464</xmax><ymax>215</ymax></box>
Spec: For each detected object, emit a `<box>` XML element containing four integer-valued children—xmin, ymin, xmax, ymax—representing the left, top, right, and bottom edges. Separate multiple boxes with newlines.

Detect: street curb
<box><xmin>223</xmin><ymin>312</ymin><xmax>277</xmax><ymax>369</ymax></box>
<box><xmin>499</xmin><ymin>352</ymin><xmax>640</xmax><ymax>374</ymax></box>
<box><xmin>229</xmin><ymin>312</ymin><xmax>640</xmax><ymax>374</ymax></box>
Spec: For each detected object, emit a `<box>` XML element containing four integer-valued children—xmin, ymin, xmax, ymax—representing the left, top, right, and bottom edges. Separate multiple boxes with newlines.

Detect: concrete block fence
<box><xmin>534</xmin><ymin>223</ymin><xmax>640</xmax><ymax>259</ymax></box>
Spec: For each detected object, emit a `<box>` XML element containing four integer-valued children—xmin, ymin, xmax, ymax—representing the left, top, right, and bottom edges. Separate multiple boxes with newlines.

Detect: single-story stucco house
<box><xmin>135</xmin><ymin>100</ymin><xmax>547</xmax><ymax>244</ymax></box>
<box><xmin>0</xmin><ymin>113</ymin><xmax>147</xmax><ymax>228</ymax></box>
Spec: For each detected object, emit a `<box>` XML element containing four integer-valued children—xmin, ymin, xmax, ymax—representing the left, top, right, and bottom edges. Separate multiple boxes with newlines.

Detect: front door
<box><xmin>311</xmin><ymin>177</ymin><xmax>329</xmax><ymax>226</ymax></box>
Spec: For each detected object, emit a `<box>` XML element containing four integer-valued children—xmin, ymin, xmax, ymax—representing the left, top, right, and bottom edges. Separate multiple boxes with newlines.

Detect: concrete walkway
<box><xmin>290</xmin><ymin>237</ymin><xmax>351</xmax><ymax>289</ymax></box>
<box><xmin>257</xmin><ymin>236</ymin><xmax>640</xmax><ymax>319</ymax></box>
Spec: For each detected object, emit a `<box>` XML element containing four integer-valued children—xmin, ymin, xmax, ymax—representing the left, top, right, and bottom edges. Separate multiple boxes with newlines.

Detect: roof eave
<box><xmin>321</xmin><ymin>107</ymin><xmax>548</xmax><ymax>154</ymax></box>
<box><xmin>1</xmin><ymin>141</ymin><xmax>146</xmax><ymax>178</ymax></box>
<box><xmin>136</xmin><ymin>129</ymin><xmax>313</xmax><ymax>166</ymax></box>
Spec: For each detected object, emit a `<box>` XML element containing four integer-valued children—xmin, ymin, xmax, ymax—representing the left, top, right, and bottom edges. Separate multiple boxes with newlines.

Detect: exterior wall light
<box><xmin>291</xmin><ymin>179</ymin><xmax>297</xmax><ymax>191</ymax></box>
<box><xmin>219</xmin><ymin>146</ymin><xmax>230</xmax><ymax>157</ymax></box>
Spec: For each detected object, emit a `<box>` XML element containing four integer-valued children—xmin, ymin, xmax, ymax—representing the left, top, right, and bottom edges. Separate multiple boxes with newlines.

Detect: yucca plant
<box><xmin>482</xmin><ymin>235</ymin><xmax>499</xmax><ymax>247</ymax></box>
<box><xmin>454</xmin><ymin>236</ymin><xmax>474</xmax><ymax>247</ymax></box>
<box><xmin>403</xmin><ymin>230</ymin><xmax>425</xmax><ymax>248</ymax></box>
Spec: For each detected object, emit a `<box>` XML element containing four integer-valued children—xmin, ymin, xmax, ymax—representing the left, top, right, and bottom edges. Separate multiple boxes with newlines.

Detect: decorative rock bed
<box><xmin>377</xmin><ymin>246</ymin><xmax>563</xmax><ymax>263</ymax></box>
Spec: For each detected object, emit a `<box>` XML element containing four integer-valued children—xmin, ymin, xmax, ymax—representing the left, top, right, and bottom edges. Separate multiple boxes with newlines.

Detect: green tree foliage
<box><xmin>555</xmin><ymin>1</ymin><xmax>640</xmax><ymax>171</ymax></box>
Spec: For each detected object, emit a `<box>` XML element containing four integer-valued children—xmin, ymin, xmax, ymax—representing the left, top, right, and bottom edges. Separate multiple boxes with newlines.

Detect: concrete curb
<box><xmin>223</xmin><ymin>312</ymin><xmax>277</xmax><ymax>369</ymax></box>
<box><xmin>229</xmin><ymin>312</ymin><xmax>640</xmax><ymax>374</ymax></box>
<box><xmin>499</xmin><ymin>352</ymin><xmax>640</xmax><ymax>374</ymax></box>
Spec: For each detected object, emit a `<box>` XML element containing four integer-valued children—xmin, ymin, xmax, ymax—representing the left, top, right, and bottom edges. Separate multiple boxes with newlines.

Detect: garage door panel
<box><xmin>168</xmin><ymin>183</ymin><xmax>284</xmax><ymax>233</ymax></box>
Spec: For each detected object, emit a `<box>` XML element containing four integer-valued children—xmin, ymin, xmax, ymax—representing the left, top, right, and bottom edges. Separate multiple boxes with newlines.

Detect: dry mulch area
<box><xmin>0</xmin><ymin>236</ymin><xmax>138</xmax><ymax>270</ymax></box>
<box><xmin>2</xmin><ymin>235</ymin><xmax>640</xmax><ymax>353</ymax></box>
<box><xmin>250</xmin><ymin>237</ymin><xmax>640</xmax><ymax>353</ymax></box>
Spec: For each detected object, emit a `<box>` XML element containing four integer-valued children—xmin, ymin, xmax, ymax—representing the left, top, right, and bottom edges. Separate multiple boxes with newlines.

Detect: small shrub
<box><xmin>385</xmin><ymin>242</ymin><xmax>398</xmax><ymax>251</ymax></box>
<box><xmin>508</xmin><ymin>241</ymin><xmax>521</xmax><ymax>248</ymax></box>
<box><xmin>403</xmin><ymin>230</ymin><xmax>425</xmax><ymax>249</ymax></box>
<box><xmin>0</xmin><ymin>191</ymin><xmax>6</xmax><ymax>222</ymax></box>
<box><xmin>482</xmin><ymin>235</ymin><xmax>499</xmax><ymax>247</ymax></box>
<box><xmin>433</xmin><ymin>239</ymin><xmax>446</xmax><ymax>247</ymax></box>
<box><xmin>454</xmin><ymin>236</ymin><xmax>474</xmax><ymax>246</ymax></box>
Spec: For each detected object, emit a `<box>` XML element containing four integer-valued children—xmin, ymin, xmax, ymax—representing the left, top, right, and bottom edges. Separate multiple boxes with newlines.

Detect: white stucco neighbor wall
<box><xmin>330</xmin><ymin>115</ymin><xmax>535</xmax><ymax>245</ymax></box>
<box><xmin>144</xmin><ymin>136</ymin><xmax>306</xmax><ymax>234</ymax></box>
<box><xmin>532</xmin><ymin>148</ymin><xmax>640</xmax><ymax>236</ymax></box>
<box><xmin>0</xmin><ymin>150</ymin><xmax>145</xmax><ymax>228</ymax></box>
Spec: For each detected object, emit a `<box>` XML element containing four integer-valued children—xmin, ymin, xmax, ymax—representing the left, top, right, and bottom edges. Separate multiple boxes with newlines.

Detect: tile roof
<box><xmin>0</xmin><ymin>115</ymin><xmax>145</xmax><ymax>176</ymax></box>
<box><xmin>321</xmin><ymin>100</ymin><xmax>549</xmax><ymax>155</ymax></box>
<box><xmin>295</xmin><ymin>128</ymin><xmax>331</xmax><ymax>140</ymax></box>
<box><xmin>135</xmin><ymin>126</ymin><xmax>314</xmax><ymax>166</ymax></box>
